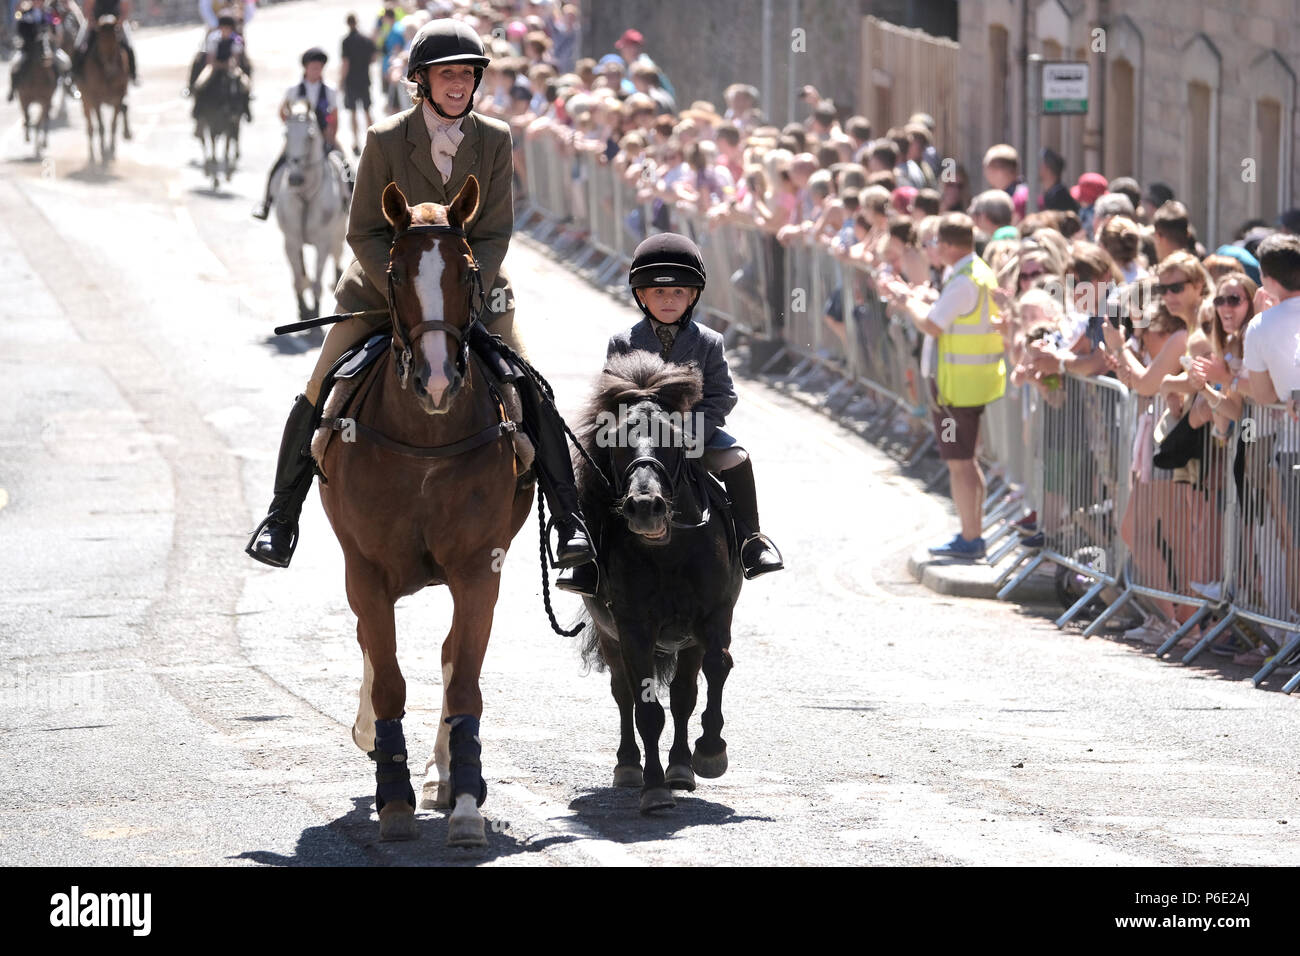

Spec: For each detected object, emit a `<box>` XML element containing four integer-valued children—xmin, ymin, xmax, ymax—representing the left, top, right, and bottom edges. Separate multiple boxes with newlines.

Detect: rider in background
<box><xmin>340</xmin><ymin>12</ymin><xmax>374</xmax><ymax>156</ymax></box>
<box><xmin>70</xmin><ymin>0</ymin><xmax>136</xmax><ymax>85</ymax></box>
<box><xmin>7</xmin><ymin>0</ymin><xmax>70</xmax><ymax>102</ymax></box>
<box><xmin>252</xmin><ymin>47</ymin><xmax>353</xmax><ymax>221</ymax></box>
<box><xmin>199</xmin><ymin>0</ymin><xmax>254</xmax><ymax>32</ymax></box>
<box><xmin>190</xmin><ymin>12</ymin><xmax>249</xmax><ymax>131</ymax></box>
<box><xmin>558</xmin><ymin>233</ymin><xmax>784</xmax><ymax>595</ymax></box>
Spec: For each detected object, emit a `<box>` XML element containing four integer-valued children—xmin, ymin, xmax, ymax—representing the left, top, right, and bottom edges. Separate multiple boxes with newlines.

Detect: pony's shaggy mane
<box><xmin>572</xmin><ymin>352</ymin><xmax>703</xmax><ymax>504</ymax></box>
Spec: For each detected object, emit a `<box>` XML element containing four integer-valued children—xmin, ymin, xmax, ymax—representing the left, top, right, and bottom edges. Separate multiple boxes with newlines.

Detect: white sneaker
<box><xmin>1140</xmin><ymin>621</ymin><xmax>1178</xmax><ymax>646</ymax></box>
<box><xmin>1189</xmin><ymin>581</ymin><xmax>1223</xmax><ymax>601</ymax></box>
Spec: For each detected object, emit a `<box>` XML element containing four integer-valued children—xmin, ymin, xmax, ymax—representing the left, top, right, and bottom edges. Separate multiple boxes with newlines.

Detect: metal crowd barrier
<box><xmin>1218</xmin><ymin>402</ymin><xmax>1300</xmax><ymax>689</ymax></box>
<box><xmin>516</xmin><ymin>133</ymin><xmax>1300</xmax><ymax>687</ymax></box>
<box><xmin>996</xmin><ymin>374</ymin><xmax>1132</xmax><ymax>625</ymax></box>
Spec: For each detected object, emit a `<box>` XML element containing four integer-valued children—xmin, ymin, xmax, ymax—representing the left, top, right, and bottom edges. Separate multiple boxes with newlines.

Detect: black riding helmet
<box><xmin>301</xmin><ymin>47</ymin><xmax>328</xmax><ymax>68</ymax></box>
<box><xmin>629</xmin><ymin>233</ymin><xmax>707</xmax><ymax>325</ymax></box>
<box><xmin>406</xmin><ymin>19</ymin><xmax>490</xmax><ymax>121</ymax></box>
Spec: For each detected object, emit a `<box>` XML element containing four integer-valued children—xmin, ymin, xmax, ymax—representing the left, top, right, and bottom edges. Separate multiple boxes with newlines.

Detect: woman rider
<box><xmin>245</xmin><ymin>18</ymin><xmax>596</xmax><ymax>576</ymax></box>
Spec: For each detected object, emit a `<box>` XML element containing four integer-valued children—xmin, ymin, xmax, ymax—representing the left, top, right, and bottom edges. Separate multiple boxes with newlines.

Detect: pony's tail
<box><xmin>572</xmin><ymin>605</ymin><xmax>604</xmax><ymax>673</ymax></box>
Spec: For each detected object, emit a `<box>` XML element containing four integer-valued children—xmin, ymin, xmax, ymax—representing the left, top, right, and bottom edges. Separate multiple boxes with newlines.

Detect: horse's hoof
<box><xmin>446</xmin><ymin>808</ymin><xmax>486</xmax><ymax>847</ymax></box>
<box><xmin>665</xmin><ymin>763</ymin><xmax>696</xmax><ymax>792</ymax></box>
<box><xmin>612</xmin><ymin>764</ymin><xmax>643</xmax><ymax>788</ymax></box>
<box><xmin>419</xmin><ymin>780</ymin><xmax>451</xmax><ymax>810</ymax></box>
<box><xmin>351</xmin><ymin>722</ymin><xmax>372</xmax><ymax>753</ymax></box>
<box><xmin>692</xmin><ymin>747</ymin><xmax>728</xmax><ymax>779</ymax></box>
<box><xmin>377</xmin><ymin>801</ymin><xmax>417</xmax><ymax>842</ymax></box>
<box><xmin>639</xmin><ymin>786</ymin><xmax>675</xmax><ymax>813</ymax></box>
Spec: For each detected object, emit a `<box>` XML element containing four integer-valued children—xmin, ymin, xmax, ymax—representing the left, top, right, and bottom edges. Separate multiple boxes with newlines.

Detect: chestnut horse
<box><xmin>320</xmin><ymin>179</ymin><xmax>533</xmax><ymax>847</ymax></box>
<box><xmin>75</xmin><ymin>16</ymin><xmax>130</xmax><ymax>164</ymax></box>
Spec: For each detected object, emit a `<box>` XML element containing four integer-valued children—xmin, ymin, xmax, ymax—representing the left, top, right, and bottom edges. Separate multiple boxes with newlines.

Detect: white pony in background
<box><xmin>275</xmin><ymin>101</ymin><xmax>348</xmax><ymax>321</ymax></box>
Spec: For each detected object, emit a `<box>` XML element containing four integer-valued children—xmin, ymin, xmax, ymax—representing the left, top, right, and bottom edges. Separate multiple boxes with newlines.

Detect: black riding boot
<box><xmin>513</xmin><ymin>370</ymin><xmax>595</xmax><ymax>569</ymax></box>
<box><xmin>718</xmin><ymin>458</ymin><xmax>783</xmax><ymax>579</ymax></box>
<box><xmin>252</xmin><ymin>153</ymin><xmax>285</xmax><ymax>220</ymax></box>
<box><xmin>244</xmin><ymin>394</ymin><xmax>319</xmax><ymax>568</ymax></box>
<box><xmin>126</xmin><ymin>42</ymin><xmax>137</xmax><ymax>84</ymax></box>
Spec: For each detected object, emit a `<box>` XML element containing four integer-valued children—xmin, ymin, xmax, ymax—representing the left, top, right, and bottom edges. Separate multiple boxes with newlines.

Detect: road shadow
<box><xmin>262</xmin><ymin>327</ymin><xmax>324</xmax><ymax>354</ymax></box>
<box><xmin>231</xmin><ymin>795</ymin><xmax>580</xmax><ymax>867</ymax></box>
<box><xmin>565</xmin><ymin>787</ymin><xmax>773</xmax><ymax>844</ymax></box>
<box><xmin>64</xmin><ymin>163</ymin><xmax>123</xmax><ymax>184</ymax></box>
<box><xmin>186</xmin><ymin>185</ymin><xmax>241</xmax><ymax>200</ymax></box>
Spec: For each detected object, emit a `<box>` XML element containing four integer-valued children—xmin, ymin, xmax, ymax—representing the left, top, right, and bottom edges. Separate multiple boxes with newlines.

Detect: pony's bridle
<box><xmin>387</xmin><ymin>223</ymin><xmax>485</xmax><ymax>388</ymax></box>
<box><xmin>609</xmin><ymin>425</ymin><xmax>709</xmax><ymax>531</ymax></box>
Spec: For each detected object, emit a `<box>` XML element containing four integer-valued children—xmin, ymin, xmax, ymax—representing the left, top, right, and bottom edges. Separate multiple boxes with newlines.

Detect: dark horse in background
<box><xmin>317</xmin><ymin>179</ymin><xmax>533</xmax><ymax>847</ymax></box>
<box><xmin>571</xmin><ymin>353</ymin><xmax>742</xmax><ymax>813</ymax></box>
<box><xmin>193</xmin><ymin>64</ymin><xmax>247</xmax><ymax>188</ymax></box>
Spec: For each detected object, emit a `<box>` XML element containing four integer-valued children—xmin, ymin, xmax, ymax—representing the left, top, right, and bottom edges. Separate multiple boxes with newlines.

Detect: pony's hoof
<box><xmin>639</xmin><ymin>786</ymin><xmax>675</xmax><ymax>813</ymax></box>
<box><xmin>665</xmin><ymin>763</ymin><xmax>696</xmax><ymax>791</ymax></box>
<box><xmin>377</xmin><ymin>801</ymin><xmax>417</xmax><ymax>841</ymax></box>
<box><xmin>419</xmin><ymin>780</ymin><xmax>451</xmax><ymax>810</ymax></box>
<box><xmin>446</xmin><ymin>809</ymin><xmax>486</xmax><ymax>847</ymax></box>
<box><xmin>612</xmin><ymin>764</ymin><xmax>643</xmax><ymax>788</ymax></box>
<box><xmin>692</xmin><ymin>747</ymin><xmax>728</xmax><ymax>779</ymax></box>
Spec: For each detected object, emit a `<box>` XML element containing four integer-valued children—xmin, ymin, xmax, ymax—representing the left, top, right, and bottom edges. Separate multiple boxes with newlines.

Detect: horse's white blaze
<box><xmin>424</xmin><ymin>661</ymin><xmax>453</xmax><ymax>789</ymax></box>
<box><xmin>353</xmin><ymin>650</ymin><xmax>376</xmax><ymax>752</ymax></box>
<box><xmin>413</xmin><ymin>248</ymin><xmax>452</xmax><ymax>402</ymax></box>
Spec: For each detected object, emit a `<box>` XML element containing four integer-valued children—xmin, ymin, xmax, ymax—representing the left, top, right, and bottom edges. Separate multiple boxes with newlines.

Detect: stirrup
<box><xmin>556</xmin><ymin>561</ymin><xmax>598</xmax><ymax>596</ymax></box>
<box><xmin>244</xmin><ymin>513</ymin><xmax>299</xmax><ymax>568</ymax></box>
<box><xmin>546</xmin><ymin>511</ymin><xmax>595</xmax><ymax>569</ymax></box>
<box><xmin>740</xmin><ymin>532</ymin><xmax>783</xmax><ymax>579</ymax></box>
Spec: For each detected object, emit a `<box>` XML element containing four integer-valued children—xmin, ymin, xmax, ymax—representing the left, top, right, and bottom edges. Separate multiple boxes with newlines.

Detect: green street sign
<box><xmin>1042</xmin><ymin>62</ymin><xmax>1089</xmax><ymax>115</ymax></box>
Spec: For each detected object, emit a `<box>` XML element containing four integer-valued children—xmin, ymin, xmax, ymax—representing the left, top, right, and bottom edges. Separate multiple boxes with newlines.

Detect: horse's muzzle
<box><xmin>412</xmin><ymin>363</ymin><xmax>463</xmax><ymax>415</ymax></box>
<box><xmin>622</xmin><ymin>493</ymin><xmax>670</xmax><ymax>541</ymax></box>
<box><xmin>287</xmin><ymin>171</ymin><xmax>305</xmax><ymax>187</ymax></box>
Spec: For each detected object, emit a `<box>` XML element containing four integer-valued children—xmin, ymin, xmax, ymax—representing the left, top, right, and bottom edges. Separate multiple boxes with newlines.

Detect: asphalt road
<box><xmin>1</xmin><ymin>0</ymin><xmax>1297</xmax><ymax>867</ymax></box>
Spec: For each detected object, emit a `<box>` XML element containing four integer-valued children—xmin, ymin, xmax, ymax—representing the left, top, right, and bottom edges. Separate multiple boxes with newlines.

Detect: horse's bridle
<box><xmin>609</xmin><ymin>423</ymin><xmax>709</xmax><ymax>531</ymax></box>
<box><xmin>387</xmin><ymin>223</ymin><xmax>486</xmax><ymax>388</ymax></box>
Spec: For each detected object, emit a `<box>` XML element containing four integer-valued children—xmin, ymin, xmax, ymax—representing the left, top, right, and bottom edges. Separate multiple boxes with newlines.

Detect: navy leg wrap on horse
<box><xmin>369</xmin><ymin>717</ymin><xmax>414</xmax><ymax>811</ymax></box>
<box><xmin>446</xmin><ymin>714</ymin><xmax>487</xmax><ymax>807</ymax></box>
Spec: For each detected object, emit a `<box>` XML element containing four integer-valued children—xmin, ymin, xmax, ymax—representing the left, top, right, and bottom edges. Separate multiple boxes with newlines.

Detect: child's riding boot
<box><xmin>244</xmin><ymin>394</ymin><xmax>319</xmax><ymax>568</ymax></box>
<box><xmin>718</xmin><ymin>458</ymin><xmax>783</xmax><ymax>578</ymax></box>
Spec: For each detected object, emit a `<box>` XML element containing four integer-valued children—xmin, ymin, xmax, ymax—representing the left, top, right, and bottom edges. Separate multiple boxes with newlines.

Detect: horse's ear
<box><xmin>448</xmin><ymin>175</ymin><xmax>480</xmax><ymax>228</ymax></box>
<box><xmin>382</xmin><ymin>182</ymin><xmax>411</xmax><ymax>231</ymax></box>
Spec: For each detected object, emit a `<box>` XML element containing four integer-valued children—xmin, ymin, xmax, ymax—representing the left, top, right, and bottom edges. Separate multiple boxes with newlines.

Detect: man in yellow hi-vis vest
<box><xmin>888</xmin><ymin>212</ymin><xmax>1006</xmax><ymax>559</ymax></box>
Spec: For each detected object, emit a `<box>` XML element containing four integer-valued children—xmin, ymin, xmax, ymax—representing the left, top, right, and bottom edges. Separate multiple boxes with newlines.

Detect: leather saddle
<box><xmin>311</xmin><ymin>331</ymin><xmax>534</xmax><ymax>478</ymax></box>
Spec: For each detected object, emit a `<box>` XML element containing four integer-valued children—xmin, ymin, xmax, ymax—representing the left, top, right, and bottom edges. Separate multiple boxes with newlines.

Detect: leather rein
<box><xmin>322</xmin><ymin>223</ymin><xmax>514</xmax><ymax>459</ymax></box>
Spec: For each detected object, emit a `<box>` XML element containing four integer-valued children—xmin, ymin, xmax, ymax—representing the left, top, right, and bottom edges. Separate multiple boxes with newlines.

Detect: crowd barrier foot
<box><xmin>1082</xmin><ymin>586</ymin><xmax>1136</xmax><ymax>638</ymax></box>
<box><xmin>757</xmin><ymin>344</ymin><xmax>792</xmax><ymax>376</ymax></box>
<box><xmin>1054</xmin><ymin>578</ymin><xmax>1107</xmax><ymax>629</ymax></box>
<box><xmin>1155</xmin><ymin>604</ymin><xmax>1212</xmax><ymax>658</ymax></box>
<box><xmin>981</xmin><ymin>495</ymin><xmax>1018</xmax><ymax>533</ymax></box>
<box><xmin>593</xmin><ymin>255</ymin><xmax>624</xmax><ymax>286</ymax></box>
<box><xmin>1281</xmin><ymin>669</ymin><xmax>1299</xmax><ymax>694</ymax></box>
<box><xmin>903</xmin><ymin>433</ymin><xmax>936</xmax><ymax>470</ymax></box>
<box><xmin>1178</xmin><ymin>609</ymin><xmax>1235</xmax><ymax>664</ymax></box>
<box><xmin>997</xmin><ymin>552</ymin><xmax>1046</xmax><ymax>601</ymax></box>
<box><xmin>987</xmin><ymin>532</ymin><xmax>1025</xmax><ymax>567</ymax></box>
<box><xmin>1252</xmin><ymin>630</ymin><xmax>1300</xmax><ymax>687</ymax></box>
<box><xmin>922</xmin><ymin>463</ymin><xmax>949</xmax><ymax>493</ymax></box>
<box><xmin>993</xmin><ymin>549</ymin><xmax>1033</xmax><ymax>590</ymax></box>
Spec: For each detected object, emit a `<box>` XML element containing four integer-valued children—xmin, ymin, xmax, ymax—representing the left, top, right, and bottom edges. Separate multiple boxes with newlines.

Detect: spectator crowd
<box><xmin>343</xmin><ymin>0</ymin><xmax>1300</xmax><ymax>665</ymax></box>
